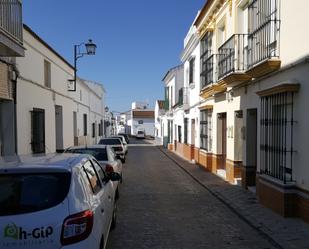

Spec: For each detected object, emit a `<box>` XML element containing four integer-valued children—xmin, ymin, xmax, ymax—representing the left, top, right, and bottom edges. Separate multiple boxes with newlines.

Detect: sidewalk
<box><xmin>159</xmin><ymin>147</ymin><xmax>309</xmax><ymax>249</ymax></box>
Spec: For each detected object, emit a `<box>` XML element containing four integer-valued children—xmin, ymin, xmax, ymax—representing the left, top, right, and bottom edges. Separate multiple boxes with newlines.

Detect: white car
<box><xmin>65</xmin><ymin>145</ymin><xmax>123</xmax><ymax>198</ymax></box>
<box><xmin>136</xmin><ymin>130</ymin><xmax>145</xmax><ymax>139</ymax></box>
<box><xmin>99</xmin><ymin>138</ymin><xmax>125</xmax><ymax>163</ymax></box>
<box><xmin>109</xmin><ymin>136</ymin><xmax>128</xmax><ymax>155</ymax></box>
<box><xmin>0</xmin><ymin>153</ymin><xmax>121</xmax><ymax>249</ymax></box>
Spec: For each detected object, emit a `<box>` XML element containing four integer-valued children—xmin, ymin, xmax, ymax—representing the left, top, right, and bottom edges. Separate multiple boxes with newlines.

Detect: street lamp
<box><xmin>69</xmin><ymin>39</ymin><xmax>97</xmax><ymax>91</ymax></box>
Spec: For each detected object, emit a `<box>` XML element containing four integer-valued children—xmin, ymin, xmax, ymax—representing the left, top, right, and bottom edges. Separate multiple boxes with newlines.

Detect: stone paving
<box><xmin>160</xmin><ymin>147</ymin><xmax>309</xmax><ymax>249</ymax></box>
<box><xmin>106</xmin><ymin>142</ymin><xmax>288</xmax><ymax>249</ymax></box>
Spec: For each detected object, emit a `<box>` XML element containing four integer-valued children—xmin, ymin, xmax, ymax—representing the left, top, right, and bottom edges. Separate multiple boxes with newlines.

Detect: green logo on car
<box><xmin>4</xmin><ymin>223</ymin><xmax>18</xmax><ymax>240</ymax></box>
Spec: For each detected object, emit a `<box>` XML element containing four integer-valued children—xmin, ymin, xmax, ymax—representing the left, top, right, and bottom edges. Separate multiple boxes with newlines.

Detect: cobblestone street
<box><xmin>107</xmin><ymin>140</ymin><xmax>279</xmax><ymax>249</ymax></box>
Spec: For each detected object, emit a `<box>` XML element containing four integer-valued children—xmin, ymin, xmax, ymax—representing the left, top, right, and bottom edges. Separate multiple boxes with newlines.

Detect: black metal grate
<box><xmin>184</xmin><ymin>118</ymin><xmax>188</xmax><ymax>144</ymax></box>
<box><xmin>260</xmin><ymin>92</ymin><xmax>296</xmax><ymax>183</ymax></box>
<box><xmin>200</xmin><ymin>109</ymin><xmax>213</xmax><ymax>151</ymax></box>
<box><xmin>248</xmin><ymin>0</ymin><xmax>280</xmax><ymax>68</ymax></box>
<box><xmin>200</xmin><ymin>32</ymin><xmax>214</xmax><ymax>89</ymax></box>
<box><xmin>218</xmin><ymin>34</ymin><xmax>248</xmax><ymax>79</ymax></box>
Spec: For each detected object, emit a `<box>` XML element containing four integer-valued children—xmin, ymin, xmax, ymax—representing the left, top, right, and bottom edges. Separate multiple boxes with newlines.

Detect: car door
<box><xmin>82</xmin><ymin>160</ymin><xmax>105</xmax><ymax>244</ymax></box>
<box><xmin>91</xmin><ymin>159</ymin><xmax>114</xmax><ymax>235</ymax></box>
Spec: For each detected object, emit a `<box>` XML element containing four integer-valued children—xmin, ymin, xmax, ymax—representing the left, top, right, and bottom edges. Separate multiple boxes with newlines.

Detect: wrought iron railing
<box><xmin>201</xmin><ymin>53</ymin><xmax>216</xmax><ymax>89</ymax></box>
<box><xmin>0</xmin><ymin>0</ymin><xmax>23</xmax><ymax>44</ymax></box>
<box><xmin>218</xmin><ymin>34</ymin><xmax>248</xmax><ymax>80</ymax></box>
<box><xmin>247</xmin><ymin>0</ymin><xmax>280</xmax><ymax>68</ymax></box>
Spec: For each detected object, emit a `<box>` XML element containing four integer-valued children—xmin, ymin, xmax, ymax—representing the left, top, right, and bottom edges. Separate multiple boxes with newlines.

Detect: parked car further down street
<box><xmin>118</xmin><ymin>133</ymin><xmax>129</xmax><ymax>144</ymax></box>
<box><xmin>99</xmin><ymin>138</ymin><xmax>126</xmax><ymax>163</ymax></box>
<box><xmin>136</xmin><ymin>129</ymin><xmax>145</xmax><ymax>139</ymax></box>
<box><xmin>0</xmin><ymin>153</ymin><xmax>121</xmax><ymax>249</ymax></box>
<box><xmin>110</xmin><ymin>136</ymin><xmax>128</xmax><ymax>155</ymax></box>
<box><xmin>64</xmin><ymin>145</ymin><xmax>123</xmax><ymax>199</ymax></box>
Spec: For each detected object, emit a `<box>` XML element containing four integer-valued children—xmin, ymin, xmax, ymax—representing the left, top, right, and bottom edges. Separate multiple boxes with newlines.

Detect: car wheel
<box><xmin>111</xmin><ymin>201</ymin><xmax>117</xmax><ymax>230</ymax></box>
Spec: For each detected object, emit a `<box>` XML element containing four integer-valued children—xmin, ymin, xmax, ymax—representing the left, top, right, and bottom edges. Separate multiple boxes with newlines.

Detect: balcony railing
<box><xmin>201</xmin><ymin>53</ymin><xmax>217</xmax><ymax>89</ymax></box>
<box><xmin>218</xmin><ymin>34</ymin><xmax>248</xmax><ymax>80</ymax></box>
<box><xmin>0</xmin><ymin>0</ymin><xmax>23</xmax><ymax>44</ymax></box>
<box><xmin>247</xmin><ymin>0</ymin><xmax>280</xmax><ymax>68</ymax></box>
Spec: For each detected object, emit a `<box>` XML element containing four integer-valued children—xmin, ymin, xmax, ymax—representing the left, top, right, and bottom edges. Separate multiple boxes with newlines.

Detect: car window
<box><xmin>99</xmin><ymin>138</ymin><xmax>121</xmax><ymax>145</ymax></box>
<box><xmin>0</xmin><ymin>172</ymin><xmax>71</xmax><ymax>216</ymax></box>
<box><xmin>67</xmin><ymin>148</ymin><xmax>108</xmax><ymax>161</ymax></box>
<box><xmin>91</xmin><ymin>159</ymin><xmax>106</xmax><ymax>182</ymax></box>
<box><xmin>83</xmin><ymin>160</ymin><xmax>102</xmax><ymax>194</ymax></box>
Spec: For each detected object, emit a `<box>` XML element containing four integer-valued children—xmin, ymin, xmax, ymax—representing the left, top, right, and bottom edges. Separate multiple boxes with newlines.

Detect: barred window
<box><xmin>200</xmin><ymin>32</ymin><xmax>213</xmax><ymax>89</ymax></box>
<box><xmin>200</xmin><ymin>109</ymin><xmax>212</xmax><ymax>151</ymax></box>
<box><xmin>260</xmin><ymin>91</ymin><xmax>296</xmax><ymax>183</ymax></box>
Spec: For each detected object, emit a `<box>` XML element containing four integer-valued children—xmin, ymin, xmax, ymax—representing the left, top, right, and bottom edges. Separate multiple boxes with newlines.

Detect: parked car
<box><xmin>0</xmin><ymin>153</ymin><xmax>121</xmax><ymax>249</ymax></box>
<box><xmin>110</xmin><ymin>135</ymin><xmax>128</xmax><ymax>155</ymax></box>
<box><xmin>64</xmin><ymin>145</ymin><xmax>123</xmax><ymax>198</ymax></box>
<box><xmin>136</xmin><ymin>129</ymin><xmax>145</xmax><ymax>139</ymax></box>
<box><xmin>118</xmin><ymin>133</ymin><xmax>129</xmax><ymax>144</ymax></box>
<box><xmin>99</xmin><ymin>138</ymin><xmax>126</xmax><ymax>163</ymax></box>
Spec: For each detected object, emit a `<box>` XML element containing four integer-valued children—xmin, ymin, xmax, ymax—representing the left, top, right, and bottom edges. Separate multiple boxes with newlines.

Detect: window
<box><xmin>200</xmin><ymin>109</ymin><xmax>213</xmax><ymax>151</ymax></box>
<box><xmin>138</xmin><ymin>120</ymin><xmax>143</xmax><ymax>124</ymax></box>
<box><xmin>260</xmin><ymin>91</ymin><xmax>296</xmax><ymax>183</ymax></box>
<box><xmin>189</xmin><ymin>58</ymin><xmax>195</xmax><ymax>84</ymax></box>
<box><xmin>91</xmin><ymin>159</ymin><xmax>106</xmax><ymax>182</ymax></box>
<box><xmin>83</xmin><ymin>160</ymin><xmax>101</xmax><ymax>194</ymax></box>
<box><xmin>31</xmin><ymin>108</ymin><xmax>45</xmax><ymax>154</ymax></box>
<box><xmin>200</xmin><ymin>32</ymin><xmax>213</xmax><ymax>88</ymax></box>
<box><xmin>44</xmin><ymin>60</ymin><xmax>51</xmax><ymax>88</ymax></box>
<box><xmin>67</xmin><ymin>148</ymin><xmax>108</xmax><ymax>161</ymax></box>
<box><xmin>0</xmin><ymin>172</ymin><xmax>70</xmax><ymax>216</ymax></box>
<box><xmin>83</xmin><ymin>114</ymin><xmax>87</xmax><ymax>136</ymax></box>
<box><xmin>184</xmin><ymin>118</ymin><xmax>188</xmax><ymax>144</ymax></box>
<box><xmin>80</xmin><ymin>90</ymin><xmax>82</xmax><ymax>101</ymax></box>
<box><xmin>92</xmin><ymin>123</ymin><xmax>95</xmax><ymax>138</ymax></box>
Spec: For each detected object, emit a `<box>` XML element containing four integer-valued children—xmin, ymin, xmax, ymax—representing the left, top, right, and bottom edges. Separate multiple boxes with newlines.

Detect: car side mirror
<box><xmin>107</xmin><ymin>172</ymin><xmax>122</xmax><ymax>182</ymax></box>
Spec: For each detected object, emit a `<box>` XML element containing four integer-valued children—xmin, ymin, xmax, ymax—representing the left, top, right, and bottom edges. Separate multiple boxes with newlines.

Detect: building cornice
<box><xmin>180</xmin><ymin>33</ymin><xmax>199</xmax><ymax>62</ymax></box>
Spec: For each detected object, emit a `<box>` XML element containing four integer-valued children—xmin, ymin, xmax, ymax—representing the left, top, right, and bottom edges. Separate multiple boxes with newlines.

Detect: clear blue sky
<box><xmin>23</xmin><ymin>0</ymin><xmax>205</xmax><ymax>112</ymax></box>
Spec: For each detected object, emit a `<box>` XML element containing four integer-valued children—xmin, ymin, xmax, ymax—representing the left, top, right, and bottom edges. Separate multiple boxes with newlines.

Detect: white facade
<box><xmin>15</xmin><ymin>25</ymin><xmax>105</xmax><ymax>155</ymax></box>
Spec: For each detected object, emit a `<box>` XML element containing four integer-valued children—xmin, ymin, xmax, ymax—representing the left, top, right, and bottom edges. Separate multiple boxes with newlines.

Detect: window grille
<box><xmin>260</xmin><ymin>91</ymin><xmax>296</xmax><ymax>183</ymax></box>
<box><xmin>200</xmin><ymin>109</ymin><xmax>213</xmax><ymax>151</ymax></box>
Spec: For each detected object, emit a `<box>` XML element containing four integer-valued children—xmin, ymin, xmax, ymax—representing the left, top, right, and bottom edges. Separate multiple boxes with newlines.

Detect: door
<box><xmin>73</xmin><ymin>111</ymin><xmax>78</xmax><ymax>146</ymax></box>
<box><xmin>31</xmin><ymin>108</ymin><xmax>45</xmax><ymax>154</ymax></box>
<box><xmin>246</xmin><ymin>108</ymin><xmax>257</xmax><ymax>186</ymax></box>
<box><xmin>191</xmin><ymin>119</ymin><xmax>195</xmax><ymax>146</ymax></box>
<box><xmin>55</xmin><ymin>105</ymin><xmax>63</xmax><ymax>152</ymax></box>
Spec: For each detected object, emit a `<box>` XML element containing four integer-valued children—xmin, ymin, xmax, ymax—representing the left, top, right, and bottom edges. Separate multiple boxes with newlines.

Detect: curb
<box><xmin>158</xmin><ymin>146</ymin><xmax>284</xmax><ymax>249</ymax></box>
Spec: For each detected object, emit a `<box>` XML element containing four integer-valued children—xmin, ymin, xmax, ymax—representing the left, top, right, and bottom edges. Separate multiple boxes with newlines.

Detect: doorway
<box><xmin>217</xmin><ymin>112</ymin><xmax>227</xmax><ymax>170</ymax></box>
<box><xmin>55</xmin><ymin>105</ymin><xmax>63</xmax><ymax>152</ymax></box>
<box><xmin>246</xmin><ymin>108</ymin><xmax>257</xmax><ymax>187</ymax></box>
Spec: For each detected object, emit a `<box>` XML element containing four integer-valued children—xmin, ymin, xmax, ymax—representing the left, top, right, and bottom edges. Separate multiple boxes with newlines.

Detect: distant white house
<box><xmin>127</xmin><ymin>102</ymin><xmax>155</xmax><ymax>137</ymax></box>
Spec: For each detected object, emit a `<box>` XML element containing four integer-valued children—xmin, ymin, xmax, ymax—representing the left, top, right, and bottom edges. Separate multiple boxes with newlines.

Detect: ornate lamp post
<box><xmin>69</xmin><ymin>39</ymin><xmax>97</xmax><ymax>91</ymax></box>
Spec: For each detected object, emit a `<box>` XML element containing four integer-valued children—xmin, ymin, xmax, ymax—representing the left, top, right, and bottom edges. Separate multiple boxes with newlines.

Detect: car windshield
<box><xmin>99</xmin><ymin>139</ymin><xmax>121</xmax><ymax>145</ymax></box>
<box><xmin>138</xmin><ymin>131</ymin><xmax>144</xmax><ymax>134</ymax></box>
<box><xmin>0</xmin><ymin>172</ymin><xmax>71</xmax><ymax>216</ymax></box>
<box><xmin>67</xmin><ymin>148</ymin><xmax>108</xmax><ymax>161</ymax></box>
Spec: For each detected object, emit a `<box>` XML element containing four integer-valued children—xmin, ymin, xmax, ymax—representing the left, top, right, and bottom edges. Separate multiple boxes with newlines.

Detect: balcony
<box><xmin>246</xmin><ymin>0</ymin><xmax>281</xmax><ymax>78</ymax></box>
<box><xmin>176</xmin><ymin>87</ymin><xmax>189</xmax><ymax>109</ymax></box>
<box><xmin>217</xmin><ymin>34</ymin><xmax>251</xmax><ymax>86</ymax></box>
<box><xmin>0</xmin><ymin>0</ymin><xmax>24</xmax><ymax>56</ymax></box>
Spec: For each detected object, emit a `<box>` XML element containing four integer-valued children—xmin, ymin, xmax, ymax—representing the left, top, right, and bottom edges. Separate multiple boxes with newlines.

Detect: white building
<box><xmin>127</xmin><ymin>102</ymin><xmax>155</xmax><ymax>137</ymax></box>
<box><xmin>159</xmin><ymin>0</ymin><xmax>309</xmax><ymax>222</ymax></box>
<box><xmin>0</xmin><ymin>0</ymin><xmax>24</xmax><ymax>158</ymax></box>
<box><xmin>154</xmin><ymin>100</ymin><xmax>165</xmax><ymax>144</ymax></box>
<box><xmin>15</xmin><ymin>25</ymin><xmax>105</xmax><ymax>154</ymax></box>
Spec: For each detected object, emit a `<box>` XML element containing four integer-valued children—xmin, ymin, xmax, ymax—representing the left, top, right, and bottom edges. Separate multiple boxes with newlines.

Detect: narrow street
<box><xmin>107</xmin><ymin>139</ymin><xmax>276</xmax><ymax>249</ymax></box>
